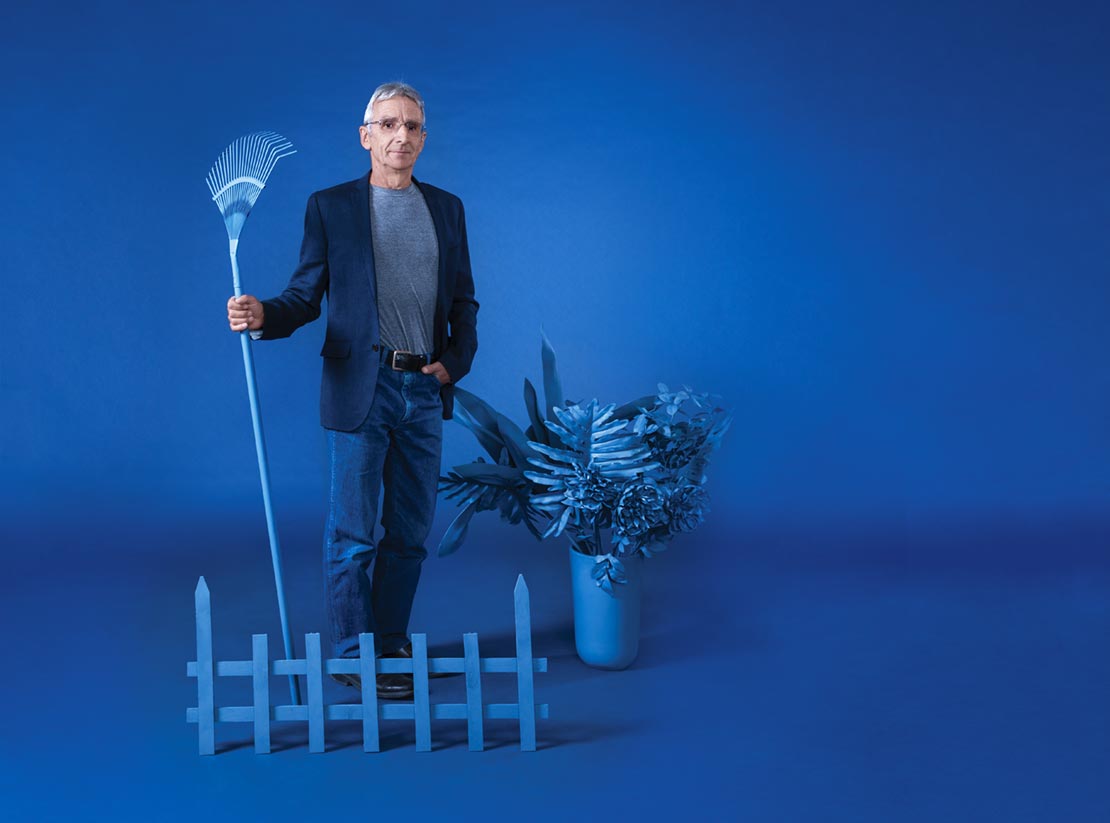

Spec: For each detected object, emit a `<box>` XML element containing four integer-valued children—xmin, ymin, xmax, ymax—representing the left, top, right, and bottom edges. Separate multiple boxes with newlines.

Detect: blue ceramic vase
<box><xmin>568</xmin><ymin>547</ymin><xmax>643</xmax><ymax>669</ymax></box>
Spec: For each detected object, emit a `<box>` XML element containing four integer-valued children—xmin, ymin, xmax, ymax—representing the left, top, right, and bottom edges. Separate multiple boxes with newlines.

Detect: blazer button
<box><xmin>372</xmin><ymin>344</ymin><xmax>379</xmax><ymax>352</ymax></box>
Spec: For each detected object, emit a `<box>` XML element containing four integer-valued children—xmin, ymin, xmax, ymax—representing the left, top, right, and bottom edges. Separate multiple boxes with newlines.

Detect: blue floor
<box><xmin>2</xmin><ymin>505</ymin><xmax>1107</xmax><ymax>821</ymax></box>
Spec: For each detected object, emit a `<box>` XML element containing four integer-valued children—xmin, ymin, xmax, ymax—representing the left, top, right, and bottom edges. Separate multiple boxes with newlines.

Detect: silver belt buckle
<box><xmin>390</xmin><ymin>350</ymin><xmax>414</xmax><ymax>371</ymax></box>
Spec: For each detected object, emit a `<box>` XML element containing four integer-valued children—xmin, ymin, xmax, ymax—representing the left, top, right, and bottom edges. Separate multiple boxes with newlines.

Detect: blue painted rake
<box><xmin>206</xmin><ymin>131</ymin><xmax>300</xmax><ymax>705</ymax></box>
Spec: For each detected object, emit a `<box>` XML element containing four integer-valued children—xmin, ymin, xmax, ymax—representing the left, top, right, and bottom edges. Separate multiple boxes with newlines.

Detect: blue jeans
<box><xmin>324</xmin><ymin>360</ymin><xmax>443</xmax><ymax>658</ymax></box>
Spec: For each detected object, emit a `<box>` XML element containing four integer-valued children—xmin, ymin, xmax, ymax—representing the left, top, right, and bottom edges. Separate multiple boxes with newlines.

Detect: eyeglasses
<box><xmin>364</xmin><ymin>118</ymin><xmax>425</xmax><ymax>134</ymax></box>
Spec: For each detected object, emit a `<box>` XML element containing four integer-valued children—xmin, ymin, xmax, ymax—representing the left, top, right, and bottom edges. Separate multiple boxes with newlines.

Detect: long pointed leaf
<box><xmin>591</xmin><ymin>420</ymin><xmax>630</xmax><ymax>439</ymax></box>
<box><xmin>454</xmin><ymin>387</ymin><xmax>533</xmax><ymax>468</ymax></box>
<box><xmin>451</xmin><ymin>400</ymin><xmax>505</xmax><ymax>462</ymax></box>
<box><xmin>451</xmin><ymin>462</ymin><xmax>527</xmax><ymax>485</ymax></box>
<box><xmin>437</xmin><ymin>497</ymin><xmax>481</xmax><ymax>557</ymax></box>
<box><xmin>598</xmin><ymin>463</ymin><xmax>660</xmax><ymax>478</ymax></box>
<box><xmin>526</xmin><ymin>441</ymin><xmax>577</xmax><ymax>462</ymax></box>
<box><xmin>523</xmin><ymin>378</ymin><xmax>549</xmax><ymax>447</ymax></box>
<box><xmin>512</xmin><ymin>488</ymin><xmax>548</xmax><ymax>540</ymax></box>
<box><xmin>541</xmin><ymin>330</ymin><xmax>564</xmax><ymax>422</ymax></box>
<box><xmin>611</xmin><ymin>394</ymin><xmax>658</xmax><ymax>420</ymax></box>
<box><xmin>590</xmin><ymin>447</ymin><xmax>653</xmax><ymax>462</ymax></box>
<box><xmin>542</xmin><ymin>420</ymin><xmax>573</xmax><ymax>445</ymax></box>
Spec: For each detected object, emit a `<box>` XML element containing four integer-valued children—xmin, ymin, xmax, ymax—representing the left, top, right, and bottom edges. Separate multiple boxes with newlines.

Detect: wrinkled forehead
<box><xmin>372</xmin><ymin>95</ymin><xmax>423</xmax><ymax>121</ymax></box>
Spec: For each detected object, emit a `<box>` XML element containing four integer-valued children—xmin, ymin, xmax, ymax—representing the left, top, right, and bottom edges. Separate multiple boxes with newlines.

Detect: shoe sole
<box><xmin>333</xmin><ymin>674</ymin><xmax>415</xmax><ymax>700</ymax></box>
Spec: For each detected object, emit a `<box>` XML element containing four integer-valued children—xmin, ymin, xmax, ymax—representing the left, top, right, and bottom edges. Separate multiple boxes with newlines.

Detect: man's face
<box><xmin>359</xmin><ymin>95</ymin><xmax>426</xmax><ymax>175</ymax></box>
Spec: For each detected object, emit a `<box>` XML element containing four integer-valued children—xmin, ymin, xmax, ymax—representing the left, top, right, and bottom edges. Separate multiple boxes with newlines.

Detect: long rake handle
<box><xmin>231</xmin><ymin>246</ymin><xmax>301</xmax><ymax>706</ymax></box>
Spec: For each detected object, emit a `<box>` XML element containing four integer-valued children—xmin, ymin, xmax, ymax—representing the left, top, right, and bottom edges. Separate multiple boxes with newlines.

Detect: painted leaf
<box><xmin>523</xmin><ymin>378</ymin><xmax>549</xmax><ymax>447</ymax></box>
<box><xmin>437</xmin><ymin>497</ymin><xmax>481</xmax><ymax>557</ymax></box>
<box><xmin>541</xmin><ymin>329</ymin><xmax>564</xmax><ymax>422</ymax></box>
<box><xmin>451</xmin><ymin>397</ymin><xmax>505</xmax><ymax>462</ymax></box>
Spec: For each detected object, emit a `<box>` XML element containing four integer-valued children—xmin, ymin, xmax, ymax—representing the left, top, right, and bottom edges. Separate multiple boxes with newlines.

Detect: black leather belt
<box><xmin>382</xmin><ymin>348</ymin><xmax>430</xmax><ymax>371</ymax></box>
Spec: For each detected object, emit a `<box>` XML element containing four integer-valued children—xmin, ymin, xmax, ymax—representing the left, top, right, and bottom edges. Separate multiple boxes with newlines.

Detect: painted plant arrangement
<box><xmin>437</xmin><ymin>335</ymin><xmax>731</xmax><ymax>592</ymax></box>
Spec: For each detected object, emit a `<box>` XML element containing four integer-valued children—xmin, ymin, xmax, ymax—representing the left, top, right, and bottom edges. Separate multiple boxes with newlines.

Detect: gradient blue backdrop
<box><xmin>2</xmin><ymin>1</ymin><xmax>1108</xmax><ymax>820</ymax></box>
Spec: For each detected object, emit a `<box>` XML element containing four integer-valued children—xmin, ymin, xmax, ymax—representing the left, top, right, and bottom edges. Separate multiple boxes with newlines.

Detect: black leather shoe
<box><xmin>375</xmin><ymin>672</ymin><xmax>414</xmax><ymax>700</ymax></box>
<box><xmin>330</xmin><ymin>671</ymin><xmax>414</xmax><ymax>700</ymax></box>
<box><xmin>331</xmin><ymin>673</ymin><xmax>361</xmax><ymax>689</ymax></box>
<box><xmin>386</xmin><ymin>642</ymin><xmax>457</xmax><ymax>679</ymax></box>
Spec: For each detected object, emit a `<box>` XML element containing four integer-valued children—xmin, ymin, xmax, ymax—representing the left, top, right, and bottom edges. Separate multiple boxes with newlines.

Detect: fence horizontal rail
<box><xmin>187</xmin><ymin>657</ymin><xmax>548</xmax><ymax>677</ymax></box>
<box><xmin>187</xmin><ymin>703</ymin><xmax>551</xmax><ymax>723</ymax></box>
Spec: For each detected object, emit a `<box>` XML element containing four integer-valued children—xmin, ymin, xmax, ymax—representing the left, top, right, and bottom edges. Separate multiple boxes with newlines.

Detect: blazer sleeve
<box><xmin>438</xmin><ymin>200</ymin><xmax>479</xmax><ymax>383</ymax></box>
<box><xmin>259</xmin><ymin>193</ymin><xmax>329</xmax><ymax>340</ymax></box>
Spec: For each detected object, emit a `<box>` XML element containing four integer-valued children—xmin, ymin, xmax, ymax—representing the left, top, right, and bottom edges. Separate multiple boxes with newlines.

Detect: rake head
<box><xmin>206</xmin><ymin>131</ymin><xmax>296</xmax><ymax>243</ymax></box>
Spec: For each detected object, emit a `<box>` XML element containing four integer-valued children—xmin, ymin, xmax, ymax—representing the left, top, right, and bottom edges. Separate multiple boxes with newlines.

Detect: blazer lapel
<box><xmin>352</xmin><ymin>172</ymin><xmax>376</xmax><ymax>302</ymax></box>
<box><xmin>412</xmin><ymin>176</ymin><xmax>449</xmax><ymax>288</ymax></box>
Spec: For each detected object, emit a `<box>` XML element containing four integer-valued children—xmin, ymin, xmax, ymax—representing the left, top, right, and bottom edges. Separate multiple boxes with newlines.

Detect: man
<box><xmin>227</xmin><ymin>82</ymin><xmax>478</xmax><ymax>699</ymax></box>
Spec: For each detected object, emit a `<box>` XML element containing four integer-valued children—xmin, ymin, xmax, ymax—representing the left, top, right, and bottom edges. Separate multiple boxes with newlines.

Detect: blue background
<box><xmin>2</xmin><ymin>1</ymin><xmax>1108</xmax><ymax>820</ymax></box>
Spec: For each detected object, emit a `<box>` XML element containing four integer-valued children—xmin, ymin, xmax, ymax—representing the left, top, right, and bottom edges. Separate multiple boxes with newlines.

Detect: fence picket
<box><xmin>463</xmin><ymin>632</ymin><xmax>483</xmax><ymax>751</ymax></box>
<box><xmin>514</xmin><ymin>575</ymin><xmax>537</xmax><ymax>752</ymax></box>
<box><xmin>412</xmin><ymin>633</ymin><xmax>431</xmax><ymax>752</ymax></box>
<box><xmin>252</xmin><ymin>634</ymin><xmax>270</xmax><ymax>754</ymax></box>
<box><xmin>305</xmin><ymin>633</ymin><xmax>325</xmax><ymax>753</ymax></box>
<box><xmin>195</xmin><ymin>577</ymin><xmax>215</xmax><ymax>756</ymax></box>
<box><xmin>359</xmin><ymin>633</ymin><xmax>379</xmax><ymax>752</ymax></box>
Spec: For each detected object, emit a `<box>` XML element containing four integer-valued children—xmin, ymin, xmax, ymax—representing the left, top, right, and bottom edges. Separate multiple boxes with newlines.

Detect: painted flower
<box><xmin>667</xmin><ymin>483</ymin><xmax>710</xmax><ymax>533</ymax></box>
<box><xmin>562</xmin><ymin>463</ymin><xmax>618</xmax><ymax>526</ymax></box>
<box><xmin>614</xmin><ymin>481</ymin><xmax>669</xmax><ymax>538</ymax></box>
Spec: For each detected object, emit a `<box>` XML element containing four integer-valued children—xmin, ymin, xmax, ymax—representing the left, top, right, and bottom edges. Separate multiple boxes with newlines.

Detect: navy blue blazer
<box><xmin>258</xmin><ymin>173</ymin><xmax>479</xmax><ymax>431</ymax></box>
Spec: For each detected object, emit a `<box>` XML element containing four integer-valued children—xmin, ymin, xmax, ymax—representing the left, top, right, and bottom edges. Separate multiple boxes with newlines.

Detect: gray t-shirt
<box><xmin>370</xmin><ymin>182</ymin><xmax>439</xmax><ymax>354</ymax></box>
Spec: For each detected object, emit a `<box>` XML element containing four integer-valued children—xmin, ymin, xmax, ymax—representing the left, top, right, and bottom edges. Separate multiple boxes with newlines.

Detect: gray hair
<box><xmin>363</xmin><ymin>82</ymin><xmax>426</xmax><ymax>129</ymax></box>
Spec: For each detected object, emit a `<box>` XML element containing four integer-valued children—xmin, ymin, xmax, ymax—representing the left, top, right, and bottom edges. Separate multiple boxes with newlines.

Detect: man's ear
<box><xmin>359</xmin><ymin>125</ymin><xmax>372</xmax><ymax>150</ymax></box>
